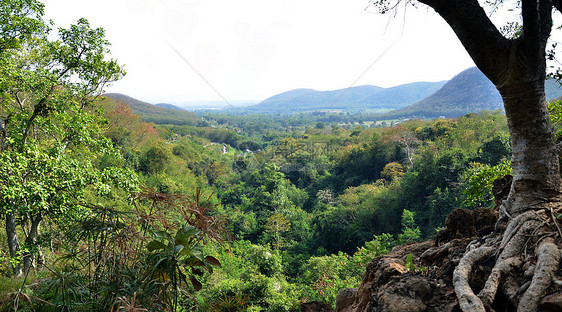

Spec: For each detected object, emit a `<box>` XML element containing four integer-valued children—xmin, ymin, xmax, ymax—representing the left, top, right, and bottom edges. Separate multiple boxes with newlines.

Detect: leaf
<box><xmin>174</xmin><ymin>226</ymin><xmax>199</xmax><ymax>245</ymax></box>
<box><xmin>192</xmin><ymin>268</ymin><xmax>204</xmax><ymax>276</ymax></box>
<box><xmin>204</xmin><ymin>256</ymin><xmax>221</xmax><ymax>267</ymax></box>
<box><xmin>183</xmin><ymin>257</ymin><xmax>204</xmax><ymax>267</ymax></box>
<box><xmin>177</xmin><ymin>247</ymin><xmax>191</xmax><ymax>258</ymax></box>
<box><xmin>190</xmin><ymin>248</ymin><xmax>203</xmax><ymax>260</ymax></box>
<box><xmin>173</xmin><ymin>244</ymin><xmax>184</xmax><ymax>255</ymax></box>
<box><xmin>153</xmin><ymin>230</ymin><xmax>172</xmax><ymax>242</ymax></box>
<box><xmin>190</xmin><ymin>275</ymin><xmax>202</xmax><ymax>291</ymax></box>
<box><xmin>146</xmin><ymin>240</ymin><xmax>167</xmax><ymax>252</ymax></box>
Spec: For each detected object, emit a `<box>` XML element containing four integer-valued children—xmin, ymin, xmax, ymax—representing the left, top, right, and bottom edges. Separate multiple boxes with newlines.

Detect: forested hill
<box><xmin>378</xmin><ymin>67</ymin><xmax>562</xmax><ymax>119</ymax></box>
<box><xmin>103</xmin><ymin>93</ymin><xmax>200</xmax><ymax>125</ymax></box>
<box><xmin>155</xmin><ymin>103</ymin><xmax>186</xmax><ymax>111</ymax></box>
<box><xmin>247</xmin><ymin>81</ymin><xmax>446</xmax><ymax>113</ymax></box>
<box><xmin>249</xmin><ymin>67</ymin><xmax>562</xmax><ymax>118</ymax></box>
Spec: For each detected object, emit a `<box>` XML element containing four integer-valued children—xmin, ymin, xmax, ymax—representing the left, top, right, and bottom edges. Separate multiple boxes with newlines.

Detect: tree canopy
<box><xmin>0</xmin><ymin>0</ymin><xmax>135</xmax><ymax>276</ymax></box>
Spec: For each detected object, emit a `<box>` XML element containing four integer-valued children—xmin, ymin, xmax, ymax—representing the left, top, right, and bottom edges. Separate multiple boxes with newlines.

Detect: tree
<box><xmin>389</xmin><ymin>130</ymin><xmax>419</xmax><ymax>166</ymax></box>
<box><xmin>265</xmin><ymin>212</ymin><xmax>291</xmax><ymax>251</ymax></box>
<box><xmin>370</xmin><ymin>1</ymin><xmax>562</xmax><ymax>311</ymax></box>
<box><xmin>0</xmin><ymin>1</ymin><xmax>129</xmax><ymax>276</ymax></box>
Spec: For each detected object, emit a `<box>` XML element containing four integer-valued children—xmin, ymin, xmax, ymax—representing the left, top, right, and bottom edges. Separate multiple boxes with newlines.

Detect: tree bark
<box><xmin>499</xmin><ymin>76</ymin><xmax>562</xmax><ymax>213</ymax></box>
<box><xmin>5</xmin><ymin>209</ymin><xmax>22</xmax><ymax>276</ymax></box>
<box><xmin>23</xmin><ymin>213</ymin><xmax>43</xmax><ymax>272</ymax></box>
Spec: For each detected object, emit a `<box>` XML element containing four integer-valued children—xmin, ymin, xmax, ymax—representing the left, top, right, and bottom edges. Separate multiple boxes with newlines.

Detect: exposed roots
<box><xmin>453</xmin><ymin>246</ymin><xmax>495</xmax><ymax>312</ymax></box>
<box><xmin>453</xmin><ymin>209</ymin><xmax>562</xmax><ymax>312</ymax></box>
<box><xmin>518</xmin><ymin>238</ymin><xmax>561</xmax><ymax>312</ymax></box>
<box><xmin>478</xmin><ymin>256</ymin><xmax>522</xmax><ymax>309</ymax></box>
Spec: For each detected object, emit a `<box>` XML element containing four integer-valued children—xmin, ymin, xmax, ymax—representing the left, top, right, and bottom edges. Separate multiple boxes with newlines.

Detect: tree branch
<box><xmin>21</xmin><ymin>85</ymin><xmax>55</xmax><ymax>149</ymax></box>
<box><xmin>521</xmin><ymin>0</ymin><xmax>553</xmax><ymax>76</ymax></box>
<box><xmin>417</xmin><ymin>0</ymin><xmax>511</xmax><ymax>84</ymax></box>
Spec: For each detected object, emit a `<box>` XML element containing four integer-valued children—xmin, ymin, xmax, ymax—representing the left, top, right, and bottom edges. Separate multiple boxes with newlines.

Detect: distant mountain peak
<box><xmin>247</xmin><ymin>82</ymin><xmax>446</xmax><ymax>114</ymax></box>
<box><xmin>155</xmin><ymin>103</ymin><xmax>185</xmax><ymax>111</ymax></box>
<box><xmin>378</xmin><ymin>67</ymin><xmax>562</xmax><ymax>120</ymax></box>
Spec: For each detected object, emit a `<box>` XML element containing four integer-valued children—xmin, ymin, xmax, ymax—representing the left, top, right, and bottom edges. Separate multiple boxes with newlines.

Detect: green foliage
<box><xmin>146</xmin><ymin>225</ymin><xmax>221</xmax><ymax>309</ymax></box>
<box><xmin>26</xmin><ymin>189</ymin><xmax>226</xmax><ymax>312</ymax></box>
<box><xmin>404</xmin><ymin>253</ymin><xmax>426</xmax><ymax>274</ymax></box>
<box><xmin>397</xmin><ymin>209</ymin><xmax>421</xmax><ymax>244</ymax></box>
<box><xmin>138</xmin><ymin>144</ymin><xmax>170</xmax><ymax>174</ymax></box>
<box><xmin>0</xmin><ymin>0</ymin><xmax>132</xmax><ymax>277</ymax></box>
<box><xmin>312</xmin><ymin>181</ymin><xmax>402</xmax><ymax>254</ymax></box>
<box><xmin>197</xmin><ymin>241</ymin><xmax>299</xmax><ymax>312</ymax></box>
<box><xmin>0</xmin><ymin>0</ymin><xmax>47</xmax><ymax>51</ymax></box>
<box><xmin>474</xmin><ymin>133</ymin><xmax>511</xmax><ymax>166</ymax></box>
<box><xmin>380</xmin><ymin>162</ymin><xmax>405</xmax><ymax>181</ymax></box>
<box><xmin>548</xmin><ymin>100</ymin><xmax>562</xmax><ymax>140</ymax></box>
<box><xmin>463</xmin><ymin>160</ymin><xmax>512</xmax><ymax>208</ymax></box>
<box><xmin>354</xmin><ymin>233</ymin><xmax>395</xmax><ymax>263</ymax></box>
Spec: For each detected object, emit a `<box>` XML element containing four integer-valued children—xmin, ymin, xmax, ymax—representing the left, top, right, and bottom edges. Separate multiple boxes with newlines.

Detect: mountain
<box><xmin>379</xmin><ymin>67</ymin><xmax>502</xmax><ymax>119</ymax></box>
<box><xmin>155</xmin><ymin>103</ymin><xmax>186</xmax><ymax>111</ymax></box>
<box><xmin>103</xmin><ymin>93</ymin><xmax>200</xmax><ymax>126</ymax></box>
<box><xmin>247</xmin><ymin>82</ymin><xmax>447</xmax><ymax>113</ymax></box>
<box><xmin>379</xmin><ymin>67</ymin><xmax>562</xmax><ymax>120</ymax></box>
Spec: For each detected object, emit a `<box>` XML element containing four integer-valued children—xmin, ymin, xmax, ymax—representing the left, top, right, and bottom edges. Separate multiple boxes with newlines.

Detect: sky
<box><xmin>41</xmin><ymin>0</ymin><xmax>501</xmax><ymax>105</ymax></box>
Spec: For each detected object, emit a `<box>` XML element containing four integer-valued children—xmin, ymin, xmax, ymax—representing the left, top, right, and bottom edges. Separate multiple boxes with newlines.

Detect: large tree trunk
<box><xmin>500</xmin><ymin>77</ymin><xmax>562</xmax><ymax>214</ymax></box>
<box><xmin>5</xmin><ymin>209</ymin><xmax>22</xmax><ymax>276</ymax></box>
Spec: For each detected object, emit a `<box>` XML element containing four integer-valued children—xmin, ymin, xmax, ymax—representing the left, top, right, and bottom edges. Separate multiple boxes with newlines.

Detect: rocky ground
<box><xmin>301</xmin><ymin>205</ymin><xmax>562</xmax><ymax>312</ymax></box>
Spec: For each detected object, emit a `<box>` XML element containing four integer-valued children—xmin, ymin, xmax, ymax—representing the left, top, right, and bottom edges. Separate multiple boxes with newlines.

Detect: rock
<box><xmin>435</xmin><ymin>207</ymin><xmax>497</xmax><ymax>245</ymax></box>
<box><xmin>336</xmin><ymin>258</ymin><xmax>407</xmax><ymax>312</ymax></box>
<box><xmin>420</xmin><ymin>243</ymin><xmax>450</xmax><ymax>265</ymax></box>
<box><xmin>301</xmin><ymin>301</ymin><xmax>334</xmax><ymax>312</ymax></box>
<box><xmin>336</xmin><ymin>288</ymin><xmax>357</xmax><ymax>311</ymax></box>
<box><xmin>540</xmin><ymin>292</ymin><xmax>562</xmax><ymax>311</ymax></box>
<box><xmin>335</xmin><ymin>238</ymin><xmax>469</xmax><ymax>312</ymax></box>
<box><xmin>373</xmin><ymin>275</ymin><xmax>431</xmax><ymax>312</ymax></box>
<box><xmin>376</xmin><ymin>292</ymin><xmax>427</xmax><ymax>312</ymax></box>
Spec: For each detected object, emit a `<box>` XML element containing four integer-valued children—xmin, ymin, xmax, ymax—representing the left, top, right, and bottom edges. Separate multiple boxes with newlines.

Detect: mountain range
<box><xmin>246</xmin><ymin>67</ymin><xmax>562</xmax><ymax>118</ymax></box>
<box><xmin>248</xmin><ymin>81</ymin><xmax>447</xmax><ymax>113</ymax></box>
<box><xmin>105</xmin><ymin>67</ymin><xmax>562</xmax><ymax>122</ymax></box>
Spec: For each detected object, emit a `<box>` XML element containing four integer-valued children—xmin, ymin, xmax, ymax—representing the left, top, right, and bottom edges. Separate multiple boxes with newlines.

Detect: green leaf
<box><xmin>177</xmin><ymin>247</ymin><xmax>191</xmax><ymax>258</ymax></box>
<box><xmin>174</xmin><ymin>225</ymin><xmax>199</xmax><ymax>245</ymax></box>
<box><xmin>146</xmin><ymin>240</ymin><xmax>167</xmax><ymax>252</ymax></box>
<box><xmin>153</xmin><ymin>230</ymin><xmax>172</xmax><ymax>242</ymax></box>
<box><xmin>191</xmin><ymin>248</ymin><xmax>203</xmax><ymax>260</ymax></box>
<box><xmin>173</xmin><ymin>244</ymin><xmax>184</xmax><ymax>255</ymax></box>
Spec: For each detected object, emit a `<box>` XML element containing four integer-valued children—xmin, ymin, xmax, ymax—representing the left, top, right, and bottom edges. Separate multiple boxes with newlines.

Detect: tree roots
<box><xmin>453</xmin><ymin>209</ymin><xmax>561</xmax><ymax>312</ymax></box>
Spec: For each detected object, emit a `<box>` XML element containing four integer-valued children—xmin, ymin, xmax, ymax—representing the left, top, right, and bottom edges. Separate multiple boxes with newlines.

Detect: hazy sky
<box><xmin>42</xmin><ymin>0</ymin><xmax>525</xmax><ymax>104</ymax></box>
